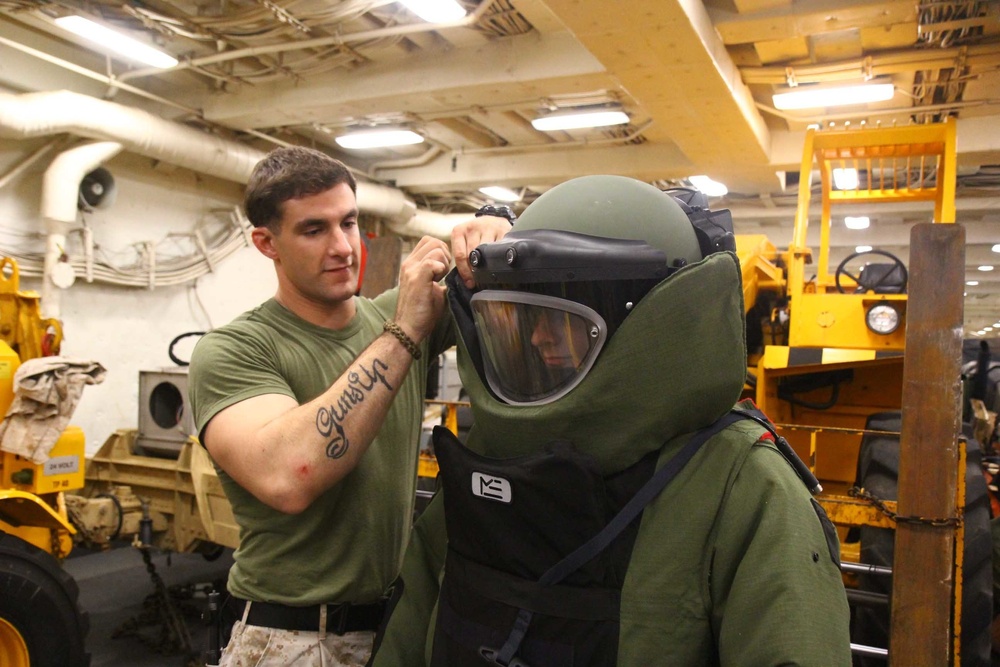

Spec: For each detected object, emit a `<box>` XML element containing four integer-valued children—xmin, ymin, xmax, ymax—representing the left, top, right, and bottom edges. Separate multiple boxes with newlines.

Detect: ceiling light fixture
<box><xmin>335</xmin><ymin>129</ymin><xmax>424</xmax><ymax>149</ymax></box>
<box><xmin>772</xmin><ymin>81</ymin><xmax>894</xmax><ymax>111</ymax></box>
<box><xmin>844</xmin><ymin>216</ymin><xmax>870</xmax><ymax>230</ymax></box>
<box><xmin>531</xmin><ymin>108</ymin><xmax>629</xmax><ymax>132</ymax></box>
<box><xmin>832</xmin><ymin>168</ymin><xmax>859</xmax><ymax>190</ymax></box>
<box><xmin>687</xmin><ymin>175</ymin><xmax>728</xmax><ymax>197</ymax></box>
<box><xmin>54</xmin><ymin>15</ymin><xmax>178</xmax><ymax>68</ymax></box>
<box><xmin>967</xmin><ymin>280</ymin><xmax>979</xmax><ymax>286</ymax></box>
<box><xmin>855</xmin><ymin>245</ymin><xmax>873</xmax><ymax>253</ymax></box>
<box><xmin>479</xmin><ymin>186</ymin><xmax>521</xmax><ymax>202</ymax></box>
<box><xmin>978</xmin><ymin>265</ymin><xmax>995</xmax><ymax>272</ymax></box>
<box><xmin>992</xmin><ymin>243</ymin><xmax>1000</xmax><ymax>253</ymax></box>
<box><xmin>397</xmin><ymin>0</ymin><xmax>467</xmax><ymax>23</ymax></box>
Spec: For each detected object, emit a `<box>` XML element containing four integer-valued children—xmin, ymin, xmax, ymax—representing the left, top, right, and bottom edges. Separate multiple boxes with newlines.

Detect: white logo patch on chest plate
<box><xmin>471</xmin><ymin>472</ymin><xmax>512</xmax><ymax>503</ymax></box>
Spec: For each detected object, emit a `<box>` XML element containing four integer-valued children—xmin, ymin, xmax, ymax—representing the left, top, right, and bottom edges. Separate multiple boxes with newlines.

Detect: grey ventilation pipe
<box><xmin>0</xmin><ymin>90</ymin><xmax>466</xmax><ymax>239</ymax></box>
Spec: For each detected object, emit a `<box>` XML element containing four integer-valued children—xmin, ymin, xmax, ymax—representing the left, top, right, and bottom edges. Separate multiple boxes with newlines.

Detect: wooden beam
<box><xmin>890</xmin><ymin>223</ymin><xmax>965</xmax><ymax>664</ymax></box>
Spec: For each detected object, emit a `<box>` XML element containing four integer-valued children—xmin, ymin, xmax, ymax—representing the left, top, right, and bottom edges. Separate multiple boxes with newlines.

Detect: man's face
<box><xmin>529</xmin><ymin>309</ymin><xmax>591</xmax><ymax>370</ymax></box>
<box><xmin>260</xmin><ymin>182</ymin><xmax>362</xmax><ymax>307</ymax></box>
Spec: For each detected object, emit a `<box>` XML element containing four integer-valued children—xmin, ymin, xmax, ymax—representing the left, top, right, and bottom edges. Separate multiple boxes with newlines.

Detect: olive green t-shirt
<box><xmin>189</xmin><ymin>290</ymin><xmax>453</xmax><ymax>605</ymax></box>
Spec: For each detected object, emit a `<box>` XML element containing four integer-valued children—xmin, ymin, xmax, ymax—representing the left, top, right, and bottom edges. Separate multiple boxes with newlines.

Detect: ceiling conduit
<box><xmin>0</xmin><ymin>90</ymin><xmax>466</xmax><ymax>240</ymax></box>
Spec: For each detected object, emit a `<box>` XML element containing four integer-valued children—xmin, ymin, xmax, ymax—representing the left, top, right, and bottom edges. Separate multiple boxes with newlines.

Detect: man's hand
<box><xmin>394</xmin><ymin>236</ymin><xmax>452</xmax><ymax>343</ymax></box>
<box><xmin>451</xmin><ymin>216</ymin><xmax>512</xmax><ymax>288</ymax></box>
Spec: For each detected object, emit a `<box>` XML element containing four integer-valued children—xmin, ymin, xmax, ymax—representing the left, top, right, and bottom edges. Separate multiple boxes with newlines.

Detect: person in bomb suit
<box><xmin>371</xmin><ymin>174</ymin><xmax>852</xmax><ymax>667</ymax></box>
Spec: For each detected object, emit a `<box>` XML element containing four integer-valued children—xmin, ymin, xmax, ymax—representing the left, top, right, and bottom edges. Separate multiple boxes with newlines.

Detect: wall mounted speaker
<box><xmin>78</xmin><ymin>167</ymin><xmax>117</xmax><ymax>211</ymax></box>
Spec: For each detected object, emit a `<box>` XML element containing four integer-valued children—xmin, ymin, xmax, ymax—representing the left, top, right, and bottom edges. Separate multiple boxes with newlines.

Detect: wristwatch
<box><xmin>475</xmin><ymin>204</ymin><xmax>517</xmax><ymax>224</ymax></box>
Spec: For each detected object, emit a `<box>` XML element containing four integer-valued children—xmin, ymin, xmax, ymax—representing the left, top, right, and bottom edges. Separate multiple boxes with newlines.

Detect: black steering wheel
<box><xmin>834</xmin><ymin>249</ymin><xmax>908</xmax><ymax>294</ymax></box>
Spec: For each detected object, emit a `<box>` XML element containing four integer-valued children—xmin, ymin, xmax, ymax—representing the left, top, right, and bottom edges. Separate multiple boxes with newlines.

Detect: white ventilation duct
<box><xmin>392</xmin><ymin>210</ymin><xmax>486</xmax><ymax>239</ymax></box>
<box><xmin>41</xmin><ymin>140</ymin><xmax>123</xmax><ymax>319</ymax></box>
<box><xmin>0</xmin><ymin>90</ymin><xmax>467</xmax><ymax>239</ymax></box>
<box><xmin>0</xmin><ymin>91</ymin><xmax>262</xmax><ymax>183</ymax></box>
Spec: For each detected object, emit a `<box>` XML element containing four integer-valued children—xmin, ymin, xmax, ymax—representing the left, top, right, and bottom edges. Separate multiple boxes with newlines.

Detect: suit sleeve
<box><xmin>371</xmin><ymin>492</ymin><xmax>449</xmax><ymax>667</ymax></box>
<box><xmin>710</xmin><ymin>441</ymin><xmax>853</xmax><ymax>666</ymax></box>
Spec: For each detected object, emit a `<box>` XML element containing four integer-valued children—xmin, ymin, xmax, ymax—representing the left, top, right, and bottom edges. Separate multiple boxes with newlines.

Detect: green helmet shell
<box><xmin>513</xmin><ymin>175</ymin><xmax>702</xmax><ymax>268</ymax></box>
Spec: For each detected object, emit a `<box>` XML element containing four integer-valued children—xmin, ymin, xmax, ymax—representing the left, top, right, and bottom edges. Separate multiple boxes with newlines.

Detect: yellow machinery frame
<box><xmin>752</xmin><ymin>119</ymin><xmax>958</xmax><ymax>490</ymax></box>
<box><xmin>741</xmin><ymin>119</ymin><xmax>967</xmax><ymax>662</ymax></box>
<box><xmin>786</xmin><ymin>119</ymin><xmax>956</xmax><ymax>351</ymax></box>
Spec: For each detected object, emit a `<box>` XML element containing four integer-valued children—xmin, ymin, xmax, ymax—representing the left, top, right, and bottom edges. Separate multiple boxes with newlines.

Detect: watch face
<box><xmin>866</xmin><ymin>304</ymin><xmax>900</xmax><ymax>334</ymax></box>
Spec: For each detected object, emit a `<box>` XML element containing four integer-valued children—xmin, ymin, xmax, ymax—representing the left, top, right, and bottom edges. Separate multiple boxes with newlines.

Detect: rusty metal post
<box><xmin>890</xmin><ymin>223</ymin><xmax>966</xmax><ymax>665</ymax></box>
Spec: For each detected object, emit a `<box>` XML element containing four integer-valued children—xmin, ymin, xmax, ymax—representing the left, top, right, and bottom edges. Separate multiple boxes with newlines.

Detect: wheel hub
<box><xmin>0</xmin><ymin>617</ymin><xmax>30</xmax><ymax>667</ymax></box>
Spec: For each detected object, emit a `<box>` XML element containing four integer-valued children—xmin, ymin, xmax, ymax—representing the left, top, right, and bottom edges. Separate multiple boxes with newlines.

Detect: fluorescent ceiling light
<box><xmin>772</xmin><ymin>82</ymin><xmax>894</xmax><ymax>111</ymax></box>
<box><xmin>978</xmin><ymin>265</ymin><xmax>995</xmax><ymax>271</ymax></box>
<box><xmin>687</xmin><ymin>175</ymin><xmax>728</xmax><ymax>197</ymax></box>
<box><xmin>833</xmin><ymin>168</ymin><xmax>859</xmax><ymax>190</ymax></box>
<box><xmin>531</xmin><ymin>109</ymin><xmax>629</xmax><ymax>132</ymax></box>
<box><xmin>478</xmin><ymin>186</ymin><xmax>521</xmax><ymax>202</ymax></box>
<box><xmin>335</xmin><ymin>129</ymin><xmax>424</xmax><ymax>149</ymax></box>
<box><xmin>993</xmin><ymin>243</ymin><xmax>1000</xmax><ymax>252</ymax></box>
<box><xmin>967</xmin><ymin>280</ymin><xmax>979</xmax><ymax>286</ymax></box>
<box><xmin>844</xmin><ymin>216</ymin><xmax>870</xmax><ymax>230</ymax></box>
<box><xmin>54</xmin><ymin>16</ymin><xmax>178</xmax><ymax>68</ymax></box>
<box><xmin>397</xmin><ymin>0</ymin><xmax>466</xmax><ymax>23</ymax></box>
<box><xmin>855</xmin><ymin>245</ymin><xmax>873</xmax><ymax>253</ymax></box>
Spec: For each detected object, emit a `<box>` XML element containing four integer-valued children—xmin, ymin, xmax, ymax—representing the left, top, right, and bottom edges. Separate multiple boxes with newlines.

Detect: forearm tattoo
<box><xmin>316</xmin><ymin>358</ymin><xmax>393</xmax><ymax>459</ymax></box>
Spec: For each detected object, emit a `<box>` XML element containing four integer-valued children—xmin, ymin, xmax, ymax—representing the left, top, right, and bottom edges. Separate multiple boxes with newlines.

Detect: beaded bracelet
<box><xmin>383</xmin><ymin>320</ymin><xmax>421</xmax><ymax>360</ymax></box>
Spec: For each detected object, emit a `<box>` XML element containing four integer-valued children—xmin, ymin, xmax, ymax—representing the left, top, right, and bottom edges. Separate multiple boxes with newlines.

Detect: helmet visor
<box><xmin>470</xmin><ymin>291</ymin><xmax>607</xmax><ymax>405</ymax></box>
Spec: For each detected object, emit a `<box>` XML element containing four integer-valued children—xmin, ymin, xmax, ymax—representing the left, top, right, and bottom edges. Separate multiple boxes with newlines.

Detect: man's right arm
<box><xmin>197</xmin><ymin>236</ymin><xmax>451</xmax><ymax>515</ymax></box>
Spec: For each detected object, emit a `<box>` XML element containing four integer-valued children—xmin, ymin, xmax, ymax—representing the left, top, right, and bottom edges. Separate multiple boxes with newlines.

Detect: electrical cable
<box><xmin>168</xmin><ymin>331</ymin><xmax>206</xmax><ymax>367</ymax></box>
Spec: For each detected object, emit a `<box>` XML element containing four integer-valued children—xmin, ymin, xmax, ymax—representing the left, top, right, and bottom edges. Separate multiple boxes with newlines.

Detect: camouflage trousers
<box><xmin>214</xmin><ymin>601</ymin><xmax>375</xmax><ymax>667</ymax></box>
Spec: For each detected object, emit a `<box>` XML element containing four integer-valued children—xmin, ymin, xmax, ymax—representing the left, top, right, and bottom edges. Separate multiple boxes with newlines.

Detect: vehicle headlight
<box><xmin>866</xmin><ymin>303</ymin><xmax>900</xmax><ymax>335</ymax></box>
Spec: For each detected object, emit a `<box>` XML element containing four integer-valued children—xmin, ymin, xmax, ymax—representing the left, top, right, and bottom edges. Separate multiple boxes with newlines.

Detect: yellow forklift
<box><xmin>736</xmin><ymin>118</ymin><xmax>990</xmax><ymax>664</ymax></box>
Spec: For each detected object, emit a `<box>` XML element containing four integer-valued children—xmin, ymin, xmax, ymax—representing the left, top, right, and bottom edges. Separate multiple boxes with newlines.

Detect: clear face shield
<box><xmin>470</xmin><ymin>291</ymin><xmax>608</xmax><ymax>406</ymax></box>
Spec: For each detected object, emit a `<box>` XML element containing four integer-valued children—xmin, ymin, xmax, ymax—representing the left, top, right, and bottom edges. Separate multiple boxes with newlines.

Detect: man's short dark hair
<box><xmin>244</xmin><ymin>146</ymin><xmax>358</xmax><ymax>229</ymax></box>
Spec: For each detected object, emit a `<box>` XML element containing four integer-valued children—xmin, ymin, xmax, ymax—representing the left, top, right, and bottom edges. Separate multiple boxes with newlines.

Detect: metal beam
<box><xmin>712</xmin><ymin>0</ymin><xmax>918</xmax><ymax>45</ymax></box>
<box><xmin>201</xmin><ymin>31</ymin><xmax>608</xmax><ymax>128</ymax></box>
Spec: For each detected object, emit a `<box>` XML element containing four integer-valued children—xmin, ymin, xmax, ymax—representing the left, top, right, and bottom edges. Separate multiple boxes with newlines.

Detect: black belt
<box><xmin>231</xmin><ymin>597</ymin><xmax>385</xmax><ymax>634</ymax></box>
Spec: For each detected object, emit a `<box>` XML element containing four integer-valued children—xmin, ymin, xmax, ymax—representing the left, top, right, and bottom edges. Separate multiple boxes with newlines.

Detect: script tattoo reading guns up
<box><xmin>316</xmin><ymin>358</ymin><xmax>393</xmax><ymax>459</ymax></box>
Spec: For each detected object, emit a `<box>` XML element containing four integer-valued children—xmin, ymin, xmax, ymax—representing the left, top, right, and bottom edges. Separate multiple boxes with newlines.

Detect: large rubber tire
<box><xmin>0</xmin><ymin>533</ymin><xmax>90</xmax><ymax>667</ymax></box>
<box><xmin>852</xmin><ymin>412</ymin><xmax>993</xmax><ymax>666</ymax></box>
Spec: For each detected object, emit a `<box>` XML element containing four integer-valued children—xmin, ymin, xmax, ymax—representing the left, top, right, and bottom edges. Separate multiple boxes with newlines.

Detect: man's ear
<box><xmin>251</xmin><ymin>225</ymin><xmax>279</xmax><ymax>260</ymax></box>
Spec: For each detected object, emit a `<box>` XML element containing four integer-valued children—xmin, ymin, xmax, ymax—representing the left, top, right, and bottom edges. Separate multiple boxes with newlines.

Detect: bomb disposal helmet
<box><xmin>465</xmin><ymin>175</ymin><xmax>735</xmax><ymax>406</ymax></box>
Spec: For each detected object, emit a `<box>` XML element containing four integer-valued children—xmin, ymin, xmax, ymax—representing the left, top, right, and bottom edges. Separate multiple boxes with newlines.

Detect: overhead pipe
<box><xmin>0</xmin><ymin>90</ymin><xmax>263</xmax><ymax>183</ymax></box>
<box><xmin>756</xmin><ymin>99</ymin><xmax>998</xmax><ymax>124</ymax></box>
<box><xmin>41</xmin><ymin>141</ymin><xmax>123</xmax><ymax>319</ymax></box>
<box><xmin>0</xmin><ymin>35</ymin><xmax>292</xmax><ymax>149</ymax></box>
<box><xmin>0</xmin><ymin>137</ymin><xmax>64</xmax><ymax>190</ymax></box>
<box><xmin>0</xmin><ymin>35</ymin><xmax>203</xmax><ymax>117</ymax></box>
<box><xmin>0</xmin><ymin>90</ymin><xmax>467</xmax><ymax>237</ymax></box>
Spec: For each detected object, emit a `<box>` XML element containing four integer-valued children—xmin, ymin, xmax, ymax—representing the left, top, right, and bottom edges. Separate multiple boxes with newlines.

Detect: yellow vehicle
<box><xmin>0</xmin><ymin>258</ymin><xmax>91</xmax><ymax>667</ymax></box>
<box><xmin>736</xmin><ymin>118</ymin><xmax>990</xmax><ymax>664</ymax></box>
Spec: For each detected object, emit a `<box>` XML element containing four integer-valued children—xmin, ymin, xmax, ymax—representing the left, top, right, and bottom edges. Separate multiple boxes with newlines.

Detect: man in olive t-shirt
<box><xmin>189</xmin><ymin>146</ymin><xmax>509</xmax><ymax>667</ymax></box>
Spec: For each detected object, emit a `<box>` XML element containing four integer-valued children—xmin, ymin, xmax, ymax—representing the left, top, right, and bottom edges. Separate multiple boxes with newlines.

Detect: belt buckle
<box><xmin>479</xmin><ymin>646</ymin><xmax>529</xmax><ymax>667</ymax></box>
<box><xmin>329</xmin><ymin>603</ymin><xmax>350</xmax><ymax>635</ymax></box>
